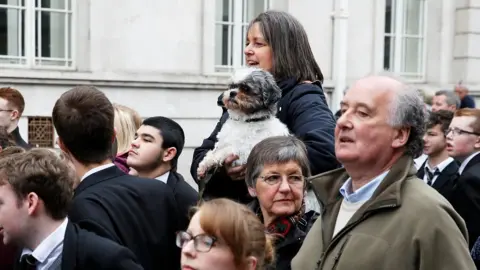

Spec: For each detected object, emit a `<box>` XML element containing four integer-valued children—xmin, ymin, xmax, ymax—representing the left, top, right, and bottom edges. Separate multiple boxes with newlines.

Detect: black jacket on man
<box><xmin>68</xmin><ymin>165</ymin><xmax>180</xmax><ymax>270</ymax></box>
<box><xmin>14</xmin><ymin>222</ymin><xmax>143</xmax><ymax>270</ymax></box>
<box><xmin>166</xmin><ymin>171</ymin><xmax>199</xmax><ymax>230</ymax></box>
<box><xmin>191</xmin><ymin>78</ymin><xmax>339</xmax><ymax>203</ymax></box>
<box><xmin>416</xmin><ymin>160</ymin><xmax>459</xmax><ymax>200</ymax></box>
<box><xmin>449</xmin><ymin>154</ymin><xmax>480</xmax><ymax>249</ymax></box>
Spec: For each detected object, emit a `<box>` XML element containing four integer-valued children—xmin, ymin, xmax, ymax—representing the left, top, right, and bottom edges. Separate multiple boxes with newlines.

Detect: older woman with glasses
<box><xmin>177</xmin><ymin>198</ymin><xmax>275</xmax><ymax>270</ymax></box>
<box><xmin>245</xmin><ymin>136</ymin><xmax>319</xmax><ymax>270</ymax></box>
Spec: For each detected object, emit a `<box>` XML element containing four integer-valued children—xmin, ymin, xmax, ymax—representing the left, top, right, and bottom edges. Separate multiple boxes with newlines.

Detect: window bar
<box><xmin>420</xmin><ymin>0</ymin><xmax>427</xmax><ymax>80</ymax></box>
<box><xmin>18</xmin><ymin>3</ymin><xmax>24</xmax><ymax>63</ymax></box>
<box><xmin>393</xmin><ymin>0</ymin><xmax>403</xmax><ymax>74</ymax></box>
<box><xmin>69</xmin><ymin>0</ymin><xmax>76</xmax><ymax>67</ymax></box>
<box><xmin>64</xmin><ymin>11</ymin><xmax>69</xmax><ymax>66</ymax></box>
<box><xmin>35</xmin><ymin>0</ymin><xmax>42</xmax><ymax>66</ymax></box>
<box><xmin>232</xmin><ymin>0</ymin><xmax>243</xmax><ymax>69</ymax></box>
<box><xmin>24</xmin><ymin>0</ymin><xmax>34</xmax><ymax>67</ymax></box>
<box><xmin>226</xmin><ymin>0</ymin><xmax>233</xmax><ymax>68</ymax></box>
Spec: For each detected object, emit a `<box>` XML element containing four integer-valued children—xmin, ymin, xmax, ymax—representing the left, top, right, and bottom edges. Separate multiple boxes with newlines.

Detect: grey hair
<box><xmin>249</xmin><ymin>10</ymin><xmax>323</xmax><ymax>82</ymax></box>
<box><xmin>245</xmin><ymin>136</ymin><xmax>310</xmax><ymax>189</ymax></box>
<box><xmin>435</xmin><ymin>90</ymin><xmax>461</xmax><ymax>109</ymax></box>
<box><xmin>377</xmin><ymin>72</ymin><xmax>426</xmax><ymax>158</ymax></box>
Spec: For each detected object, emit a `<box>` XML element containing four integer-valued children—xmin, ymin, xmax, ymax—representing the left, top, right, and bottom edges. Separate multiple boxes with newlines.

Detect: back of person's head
<box><xmin>426</xmin><ymin>110</ymin><xmax>454</xmax><ymax>134</ymax></box>
<box><xmin>249</xmin><ymin>10</ymin><xmax>323</xmax><ymax>82</ymax></box>
<box><xmin>113</xmin><ymin>103</ymin><xmax>142</xmax><ymax>155</ymax></box>
<box><xmin>142</xmin><ymin>116</ymin><xmax>185</xmax><ymax>170</ymax></box>
<box><xmin>0</xmin><ymin>146</ymin><xmax>25</xmax><ymax>159</ymax></box>
<box><xmin>0</xmin><ymin>87</ymin><xmax>25</xmax><ymax>119</ymax></box>
<box><xmin>191</xmin><ymin>198</ymin><xmax>274</xmax><ymax>269</ymax></box>
<box><xmin>52</xmin><ymin>86</ymin><xmax>114</xmax><ymax>164</ymax></box>
<box><xmin>0</xmin><ymin>148</ymin><xmax>74</xmax><ymax>220</ymax></box>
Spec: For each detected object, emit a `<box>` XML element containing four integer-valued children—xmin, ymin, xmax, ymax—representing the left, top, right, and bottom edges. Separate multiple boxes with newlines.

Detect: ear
<box><xmin>25</xmin><ymin>192</ymin><xmax>40</xmax><ymax>216</ymax></box>
<box><xmin>245</xmin><ymin>256</ymin><xmax>258</xmax><ymax>270</ymax></box>
<box><xmin>474</xmin><ymin>136</ymin><xmax>480</xmax><ymax>150</ymax></box>
<box><xmin>392</xmin><ymin>127</ymin><xmax>410</xmax><ymax>149</ymax></box>
<box><xmin>162</xmin><ymin>147</ymin><xmax>177</xmax><ymax>163</ymax></box>
<box><xmin>262</xmin><ymin>73</ymin><xmax>282</xmax><ymax>106</ymax></box>
<box><xmin>248</xmin><ymin>186</ymin><xmax>257</xmax><ymax>197</ymax></box>
<box><xmin>10</xmin><ymin>110</ymin><xmax>19</xmax><ymax>121</ymax></box>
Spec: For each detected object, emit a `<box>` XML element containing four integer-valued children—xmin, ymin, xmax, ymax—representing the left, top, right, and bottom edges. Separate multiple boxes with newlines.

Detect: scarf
<box><xmin>255</xmin><ymin>199</ymin><xmax>306</xmax><ymax>238</ymax></box>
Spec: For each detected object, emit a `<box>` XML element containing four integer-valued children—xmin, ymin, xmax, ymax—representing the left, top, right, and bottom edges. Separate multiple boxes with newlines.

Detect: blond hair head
<box><xmin>113</xmin><ymin>104</ymin><xmax>142</xmax><ymax>155</ymax></box>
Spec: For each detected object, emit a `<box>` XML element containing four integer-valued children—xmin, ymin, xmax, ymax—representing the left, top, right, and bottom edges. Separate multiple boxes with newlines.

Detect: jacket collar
<box><xmin>74</xmin><ymin>165</ymin><xmax>125</xmax><ymax>196</ymax></box>
<box><xmin>309</xmin><ymin>155</ymin><xmax>416</xmax><ymax>248</ymax></box>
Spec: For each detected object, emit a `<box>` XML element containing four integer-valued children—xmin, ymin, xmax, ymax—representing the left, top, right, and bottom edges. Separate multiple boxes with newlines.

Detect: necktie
<box><xmin>20</xmin><ymin>254</ymin><xmax>37</xmax><ymax>270</ymax></box>
<box><xmin>425</xmin><ymin>167</ymin><xmax>440</xmax><ymax>186</ymax></box>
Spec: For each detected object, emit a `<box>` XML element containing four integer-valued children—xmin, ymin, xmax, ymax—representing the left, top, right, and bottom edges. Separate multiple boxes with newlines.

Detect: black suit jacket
<box><xmin>10</xmin><ymin>127</ymin><xmax>31</xmax><ymax>149</ymax></box>
<box><xmin>416</xmin><ymin>159</ymin><xmax>459</xmax><ymax>199</ymax></box>
<box><xmin>449</xmin><ymin>154</ymin><xmax>480</xmax><ymax>249</ymax></box>
<box><xmin>166</xmin><ymin>171</ymin><xmax>199</xmax><ymax>230</ymax></box>
<box><xmin>68</xmin><ymin>165</ymin><xmax>180</xmax><ymax>270</ymax></box>
<box><xmin>14</xmin><ymin>222</ymin><xmax>143</xmax><ymax>270</ymax></box>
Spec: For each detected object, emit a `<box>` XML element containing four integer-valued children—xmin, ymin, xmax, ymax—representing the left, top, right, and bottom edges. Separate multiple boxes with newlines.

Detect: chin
<box><xmin>272</xmin><ymin>204</ymin><xmax>296</xmax><ymax>216</ymax></box>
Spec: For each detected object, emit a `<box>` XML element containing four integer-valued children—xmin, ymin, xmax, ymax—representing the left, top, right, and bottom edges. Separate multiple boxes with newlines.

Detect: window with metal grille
<box><xmin>28</xmin><ymin>116</ymin><xmax>53</xmax><ymax>147</ymax></box>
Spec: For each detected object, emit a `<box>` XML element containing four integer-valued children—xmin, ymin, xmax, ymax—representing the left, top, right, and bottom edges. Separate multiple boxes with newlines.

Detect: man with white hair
<box><xmin>291</xmin><ymin>74</ymin><xmax>474</xmax><ymax>269</ymax></box>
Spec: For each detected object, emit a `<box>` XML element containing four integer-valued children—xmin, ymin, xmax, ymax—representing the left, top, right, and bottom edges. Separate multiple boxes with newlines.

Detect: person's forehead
<box><xmin>138</xmin><ymin>125</ymin><xmax>162</xmax><ymax>138</ymax></box>
<box><xmin>451</xmin><ymin>116</ymin><xmax>476</xmax><ymax>127</ymax></box>
<box><xmin>344</xmin><ymin>77</ymin><xmax>396</xmax><ymax>106</ymax></box>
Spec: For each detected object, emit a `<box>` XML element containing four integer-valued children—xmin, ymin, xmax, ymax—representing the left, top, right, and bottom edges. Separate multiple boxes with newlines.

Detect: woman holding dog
<box><xmin>245</xmin><ymin>136</ymin><xmax>318</xmax><ymax>270</ymax></box>
<box><xmin>191</xmin><ymin>10</ymin><xmax>338</xmax><ymax>204</ymax></box>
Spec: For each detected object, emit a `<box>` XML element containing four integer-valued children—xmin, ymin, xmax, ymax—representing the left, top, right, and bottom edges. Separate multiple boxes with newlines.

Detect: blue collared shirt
<box><xmin>339</xmin><ymin>171</ymin><xmax>390</xmax><ymax>203</ymax></box>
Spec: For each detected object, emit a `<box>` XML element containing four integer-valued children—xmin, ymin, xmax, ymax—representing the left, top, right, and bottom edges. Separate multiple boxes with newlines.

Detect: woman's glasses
<box><xmin>176</xmin><ymin>231</ymin><xmax>217</xmax><ymax>252</ymax></box>
<box><xmin>259</xmin><ymin>174</ymin><xmax>304</xmax><ymax>187</ymax></box>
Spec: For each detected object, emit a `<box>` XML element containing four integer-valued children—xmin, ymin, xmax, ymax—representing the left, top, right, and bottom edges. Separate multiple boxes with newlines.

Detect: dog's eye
<box><xmin>239</xmin><ymin>84</ymin><xmax>250</xmax><ymax>92</ymax></box>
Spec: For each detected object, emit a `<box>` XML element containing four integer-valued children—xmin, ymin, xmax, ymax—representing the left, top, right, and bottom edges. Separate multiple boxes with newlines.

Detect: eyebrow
<box><xmin>340</xmin><ymin>101</ymin><xmax>373</xmax><ymax>111</ymax></box>
<box><xmin>139</xmin><ymin>133</ymin><xmax>155</xmax><ymax>141</ymax></box>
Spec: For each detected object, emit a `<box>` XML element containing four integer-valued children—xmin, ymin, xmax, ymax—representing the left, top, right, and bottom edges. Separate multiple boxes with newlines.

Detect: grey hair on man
<box><xmin>435</xmin><ymin>90</ymin><xmax>461</xmax><ymax>109</ymax></box>
<box><xmin>374</xmin><ymin>72</ymin><xmax>426</xmax><ymax>158</ymax></box>
<box><xmin>245</xmin><ymin>135</ymin><xmax>320</xmax><ymax>212</ymax></box>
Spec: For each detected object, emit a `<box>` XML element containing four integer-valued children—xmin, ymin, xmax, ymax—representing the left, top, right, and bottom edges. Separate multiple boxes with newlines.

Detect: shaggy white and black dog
<box><xmin>197</xmin><ymin>67</ymin><xmax>290</xmax><ymax>179</ymax></box>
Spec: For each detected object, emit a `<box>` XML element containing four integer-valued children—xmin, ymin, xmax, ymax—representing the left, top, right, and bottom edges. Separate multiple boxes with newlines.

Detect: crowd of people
<box><xmin>0</xmin><ymin>9</ymin><xmax>479</xmax><ymax>270</ymax></box>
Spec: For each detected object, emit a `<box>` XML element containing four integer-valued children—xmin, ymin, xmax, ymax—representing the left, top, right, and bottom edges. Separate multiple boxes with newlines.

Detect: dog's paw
<box><xmin>197</xmin><ymin>165</ymin><xmax>207</xmax><ymax>180</ymax></box>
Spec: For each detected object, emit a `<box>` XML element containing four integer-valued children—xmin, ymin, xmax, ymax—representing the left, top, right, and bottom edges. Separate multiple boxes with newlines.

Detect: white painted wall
<box><xmin>3</xmin><ymin>0</ymin><xmax>479</xmax><ymax>190</ymax></box>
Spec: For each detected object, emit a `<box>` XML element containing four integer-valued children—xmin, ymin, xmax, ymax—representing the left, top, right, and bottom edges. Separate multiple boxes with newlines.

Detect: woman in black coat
<box><xmin>191</xmin><ymin>10</ymin><xmax>339</xmax><ymax>204</ymax></box>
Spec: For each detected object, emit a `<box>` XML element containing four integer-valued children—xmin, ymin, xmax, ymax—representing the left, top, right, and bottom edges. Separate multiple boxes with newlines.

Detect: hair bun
<box><xmin>263</xmin><ymin>234</ymin><xmax>276</xmax><ymax>267</ymax></box>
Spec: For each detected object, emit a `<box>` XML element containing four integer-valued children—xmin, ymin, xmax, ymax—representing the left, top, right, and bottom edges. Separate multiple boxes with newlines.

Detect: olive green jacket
<box><xmin>291</xmin><ymin>155</ymin><xmax>475</xmax><ymax>270</ymax></box>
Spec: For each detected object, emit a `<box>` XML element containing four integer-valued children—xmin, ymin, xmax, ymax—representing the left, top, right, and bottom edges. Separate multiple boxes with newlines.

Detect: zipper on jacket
<box><xmin>317</xmin><ymin>203</ymin><xmax>397</xmax><ymax>269</ymax></box>
<box><xmin>331</xmin><ymin>235</ymin><xmax>351</xmax><ymax>270</ymax></box>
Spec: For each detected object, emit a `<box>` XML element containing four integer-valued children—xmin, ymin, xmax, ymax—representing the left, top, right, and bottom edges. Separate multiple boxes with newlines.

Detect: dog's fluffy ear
<box><xmin>260</xmin><ymin>71</ymin><xmax>282</xmax><ymax>106</ymax></box>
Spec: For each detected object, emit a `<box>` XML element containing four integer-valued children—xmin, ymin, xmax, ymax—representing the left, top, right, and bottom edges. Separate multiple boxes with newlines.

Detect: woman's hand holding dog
<box><xmin>224</xmin><ymin>154</ymin><xmax>246</xmax><ymax>181</ymax></box>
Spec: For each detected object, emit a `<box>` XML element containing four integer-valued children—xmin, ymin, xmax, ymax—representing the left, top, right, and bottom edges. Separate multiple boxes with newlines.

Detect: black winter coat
<box><xmin>191</xmin><ymin>78</ymin><xmax>339</xmax><ymax>203</ymax></box>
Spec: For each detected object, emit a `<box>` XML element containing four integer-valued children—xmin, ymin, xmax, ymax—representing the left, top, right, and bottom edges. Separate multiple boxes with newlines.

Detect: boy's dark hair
<box><xmin>0</xmin><ymin>148</ymin><xmax>74</xmax><ymax>220</ymax></box>
<box><xmin>142</xmin><ymin>116</ymin><xmax>185</xmax><ymax>171</ymax></box>
<box><xmin>52</xmin><ymin>86</ymin><xmax>115</xmax><ymax>164</ymax></box>
<box><xmin>426</xmin><ymin>110</ymin><xmax>454</xmax><ymax>135</ymax></box>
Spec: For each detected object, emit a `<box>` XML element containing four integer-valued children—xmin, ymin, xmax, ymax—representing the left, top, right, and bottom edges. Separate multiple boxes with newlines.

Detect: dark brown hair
<box><xmin>0</xmin><ymin>87</ymin><xmax>25</xmax><ymax>116</ymax></box>
<box><xmin>0</xmin><ymin>148</ymin><xmax>74</xmax><ymax>220</ymax></box>
<box><xmin>426</xmin><ymin>110</ymin><xmax>454</xmax><ymax>135</ymax></box>
<box><xmin>249</xmin><ymin>10</ymin><xmax>323</xmax><ymax>82</ymax></box>
<box><xmin>52</xmin><ymin>86</ymin><xmax>115</xmax><ymax>164</ymax></box>
<box><xmin>192</xmin><ymin>198</ymin><xmax>275</xmax><ymax>269</ymax></box>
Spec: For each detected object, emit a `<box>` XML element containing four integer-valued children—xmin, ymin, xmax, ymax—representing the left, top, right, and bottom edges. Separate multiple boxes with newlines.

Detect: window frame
<box><xmin>383</xmin><ymin>0</ymin><xmax>428</xmax><ymax>82</ymax></box>
<box><xmin>213</xmin><ymin>0</ymin><xmax>271</xmax><ymax>74</ymax></box>
<box><xmin>0</xmin><ymin>0</ymin><xmax>76</xmax><ymax>70</ymax></box>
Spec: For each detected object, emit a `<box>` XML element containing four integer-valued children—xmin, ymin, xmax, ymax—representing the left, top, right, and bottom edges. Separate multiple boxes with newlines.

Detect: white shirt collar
<box><xmin>81</xmin><ymin>163</ymin><xmax>115</xmax><ymax>181</ymax></box>
<box><xmin>21</xmin><ymin>218</ymin><xmax>68</xmax><ymax>264</ymax></box>
<box><xmin>425</xmin><ymin>157</ymin><xmax>454</xmax><ymax>173</ymax></box>
<box><xmin>155</xmin><ymin>171</ymin><xmax>170</xmax><ymax>184</ymax></box>
<box><xmin>459</xmin><ymin>152</ymin><xmax>480</xmax><ymax>175</ymax></box>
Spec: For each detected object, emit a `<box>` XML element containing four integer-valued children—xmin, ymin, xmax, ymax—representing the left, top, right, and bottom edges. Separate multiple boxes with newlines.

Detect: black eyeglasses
<box><xmin>175</xmin><ymin>231</ymin><xmax>217</xmax><ymax>252</ymax></box>
<box><xmin>446</xmin><ymin>127</ymin><xmax>480</xmax><ymax>136</ymax></box>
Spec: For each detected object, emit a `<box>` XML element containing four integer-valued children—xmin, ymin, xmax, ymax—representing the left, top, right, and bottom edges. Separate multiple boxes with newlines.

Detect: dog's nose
<box><xmin>230</xmin><ymin>91</ymin><xmax>237</xmax><ymax>98</ymax></box>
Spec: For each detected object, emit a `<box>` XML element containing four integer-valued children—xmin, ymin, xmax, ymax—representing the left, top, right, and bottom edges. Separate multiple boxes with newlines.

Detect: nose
<box><xmin>244</xmin><ymin>43</ymin><xmax>253</xmax><ymax>56</ymax></box>
<box><xmin>230</xmin><ymin>91</ymin><xmax>237</xmax><ymax>98</ymax></box>
<box><xmin>422</xmin><ymin>134</ymin><xmax>428</xmax><ymax>143</ymax></box>
<box><xmin>131</xmin><ymin>138</ymin><xmax>139</xmax><ymax>148</ymax></box>
<box><xmin>336</xmin><ymin>111</ymin><xmax>352</xmax><ymax>130</ymax></box>
<box><xmin>278</xmin><ymin>178</ymin><xmax>292</xmax><ymax>193</ymax></box>
<box><xmin>181</xmin><ymin>239</ymin><xmax>196</xmax><ymax>258</ymax></box>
